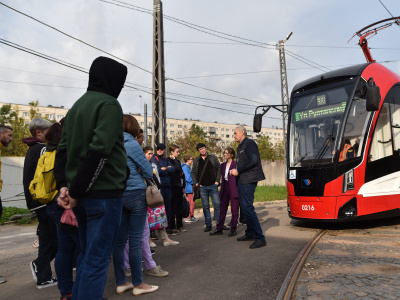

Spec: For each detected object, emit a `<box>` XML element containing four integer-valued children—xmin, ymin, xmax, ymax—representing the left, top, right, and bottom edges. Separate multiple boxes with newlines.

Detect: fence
<box><xmin>1</xmin><ymin>157</ymin><xmax>286</xmax><ymax>209</ymax></box>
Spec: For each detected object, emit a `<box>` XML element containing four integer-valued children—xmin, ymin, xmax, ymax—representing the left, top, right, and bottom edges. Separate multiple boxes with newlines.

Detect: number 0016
<box><xmin>301</xmin><ymin>205</ymin><xmax>315</xmax><ymax>211</ymax></box>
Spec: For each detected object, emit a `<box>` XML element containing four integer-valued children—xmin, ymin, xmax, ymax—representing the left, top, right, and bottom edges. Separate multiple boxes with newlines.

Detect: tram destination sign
<box><xmin>294</xmin><ymin>102</ymin><xmax>346</xmax><ymax>122</ymax></box>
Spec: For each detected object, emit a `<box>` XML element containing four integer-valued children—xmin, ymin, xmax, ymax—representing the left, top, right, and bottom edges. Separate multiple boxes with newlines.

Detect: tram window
<box><xmin>369</xmin><ymin>103</ymin><xmax>393</xmax><ymax>162</ymax></box>
<box><xmin>389</xmin><ymin>87</ymin><xmax>400</xmax><ymax>151</ymax></box>
<box><xmin>339</xmin><ymin>97</ymin><xmax>370</xmax><ymax>161</ymax></box>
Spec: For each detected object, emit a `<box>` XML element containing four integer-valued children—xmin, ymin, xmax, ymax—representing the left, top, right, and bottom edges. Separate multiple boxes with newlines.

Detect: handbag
<box><xmin>147</xmin><ymin>205</ymin><xmax>168</xmax><ymax>230</ymax></box>
<box><xmin>145</xmin><ymin>178</ymin><xmax>164</xmax><ymax>208</ymax></box>
<box><xmin>60</xmin><ymin>209</ymin><xmax>78</xmax><ymax>228</ymax></box>
<box><xmin>193</xmin><ymin>158</ymin><xmax>210</xmax><ymax>200</ymax></box>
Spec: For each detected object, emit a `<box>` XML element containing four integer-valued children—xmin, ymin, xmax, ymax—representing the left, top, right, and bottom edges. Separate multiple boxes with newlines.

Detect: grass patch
<box><xmin>193</xmin><ymin>185</ymin><xmax>286</xmax><ymax>209</ymax></box>
<box><xmin>1</xmin><ymin>206</ymin><xmax>31</xmax><ymax>224</ymax></box>
<box><xmin>254</xmin><ymin>185</ymin><xmax>287</xmax><ymax>202</ymax></box>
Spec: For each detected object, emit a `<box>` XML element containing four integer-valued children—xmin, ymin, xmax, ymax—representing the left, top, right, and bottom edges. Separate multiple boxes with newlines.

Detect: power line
<box><xmin>102</xmin><ymin>0</ymin><xmax>276</xmax><ymax>47</ymax></box>
<box><xmin>0</xmin><ymin>66</ymin><xmax>87</xmax><ymax>81</ymax></box>
<box><xmin>166</xmin><ymin>78</ymin><xmax>264</xmax><ymax>105</ymax></box>
<box><xmin>378</xmin><ymin>0</ymin><xmax>394</xmax><ymax>17</ymax></box>
<box><xmin>0</xmin><ymin>39</ymin><xmax>88</xmax><ymax>74</ymax></box>
<box><xmin>0</xmin><ymin>1</ymin><xmax>153</xmax><ymax>74</ymax></box>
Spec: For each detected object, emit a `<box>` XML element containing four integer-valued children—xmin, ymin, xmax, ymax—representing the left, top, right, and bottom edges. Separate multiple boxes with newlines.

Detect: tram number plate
<box><xmin>301</xmin><ymin>205</ymin><xmax>315</xmax><ymax>211</ymax></box>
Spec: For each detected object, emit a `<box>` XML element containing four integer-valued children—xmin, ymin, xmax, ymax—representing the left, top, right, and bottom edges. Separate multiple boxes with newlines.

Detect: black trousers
<box><xmin>34</xmin><ymin>207</ymin><xmax>58</xmax><ymax>283</ymax></box>
<box><xmin>171</xmin><ymin>187</ymin><xmax>183</xmax><ymax>230</ymax></box>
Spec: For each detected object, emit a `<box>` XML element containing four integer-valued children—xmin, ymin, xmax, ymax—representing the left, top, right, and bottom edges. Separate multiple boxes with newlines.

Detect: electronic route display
<box><xmin>317</xmin><ymin>95</ymin><xmax>326</xmax><ymax>106</ymax></box>
<box><xmin>294</xmin><ymin>101</ymin><xmax>346</xmax><ymax>122</ymax></box>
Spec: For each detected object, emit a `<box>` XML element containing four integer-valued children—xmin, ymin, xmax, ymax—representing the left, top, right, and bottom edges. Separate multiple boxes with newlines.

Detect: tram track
<box><xmin>276</xmin><ymin>229</ymin><xmax>327</xmax><ymax>300</ymax></box>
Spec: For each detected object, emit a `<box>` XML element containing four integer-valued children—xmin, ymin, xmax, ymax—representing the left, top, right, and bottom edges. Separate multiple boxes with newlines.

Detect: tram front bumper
<box><xmin>288</xmin><ymin>196</ymin><xmax>338</xmax><ymax>220</ymax></box>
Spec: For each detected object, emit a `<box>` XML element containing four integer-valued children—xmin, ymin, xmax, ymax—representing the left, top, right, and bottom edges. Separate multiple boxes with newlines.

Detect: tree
<box><xmin>1</xmin><ymin>105</ymin><xmax>30</xmax><ymax>156</ymax></box>
<box><xmin>169</xmin><ymin>124</ymin><xmax>221</xmax><ymax>159</ymax></box>
<box><xmin>229</xmin><ymin>134</ymin><xmax>285</xmax><ymax>161</ymax></box>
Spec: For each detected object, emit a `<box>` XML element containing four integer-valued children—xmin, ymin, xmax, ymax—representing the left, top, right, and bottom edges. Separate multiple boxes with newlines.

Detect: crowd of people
<box><xmin>0</xmin><ymin>56</ymin><xmax>267</xmax><ymax>300</ymax></box>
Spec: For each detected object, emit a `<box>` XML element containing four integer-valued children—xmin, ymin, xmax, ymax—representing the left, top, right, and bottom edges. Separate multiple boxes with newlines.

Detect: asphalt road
<box><xmin>0</xmin><ymin>201</ymin><xmax>318</xmax><ymax>300</ymax></box>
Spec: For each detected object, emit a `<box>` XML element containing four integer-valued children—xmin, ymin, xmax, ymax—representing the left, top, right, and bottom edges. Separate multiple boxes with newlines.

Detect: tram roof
<box><xmin>292</xmin><ymin>63</ymin><xmax>370</xmax><ymax>93</ymax></box>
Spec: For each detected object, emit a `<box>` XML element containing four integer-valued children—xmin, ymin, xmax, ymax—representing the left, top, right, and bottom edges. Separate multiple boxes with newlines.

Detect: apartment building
<box><xmin>0</xmin><ymin>102</ymin><xmax>284</xmax><ymax>146</ymax></box>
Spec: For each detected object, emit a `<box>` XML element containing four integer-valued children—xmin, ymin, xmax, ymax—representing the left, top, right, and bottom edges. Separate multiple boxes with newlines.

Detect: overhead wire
<box><xmin>0</xmin><ymin>39</ymin><xmax>265</xmax><ymax>117</ymax></box>
<box><xmin>0</xmin><ymin>1</ymin><xmax>152</xmax><ymax>75</ymax></box>
<box><xmin>378</xmin><ymin>0</ymin><xmax>394</xmax><ymax>17</ymax></box>
<box><xmin>1</xmin><ymin>1</ymin><xmax>267</xmax><ymax>107</ymax></box>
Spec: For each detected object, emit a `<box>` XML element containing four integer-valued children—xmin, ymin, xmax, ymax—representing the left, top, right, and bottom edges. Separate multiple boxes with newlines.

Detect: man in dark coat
<box><xmin>230</xmin><ymin>126</ymin><xmax>267</xmax><ymax>249</ymax></box>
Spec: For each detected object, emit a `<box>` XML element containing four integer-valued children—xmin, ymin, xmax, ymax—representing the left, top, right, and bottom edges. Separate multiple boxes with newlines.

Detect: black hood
<box><xmin>87</xmin><ymin>56</ymin><xmax>128</xmax><ymax>99</ymax></box>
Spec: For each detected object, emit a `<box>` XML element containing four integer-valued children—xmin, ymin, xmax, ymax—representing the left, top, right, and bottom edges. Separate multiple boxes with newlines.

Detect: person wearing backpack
<box><xmin>23</xmin><ymin>118</ymin><xmax>58</xmax><ymax>289</ymax></box>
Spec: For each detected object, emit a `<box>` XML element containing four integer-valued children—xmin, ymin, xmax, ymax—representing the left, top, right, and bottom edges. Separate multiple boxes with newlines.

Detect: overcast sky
<box><xmin>0</xmin><ymin>0</ymin><xmax>399</xmax><ymax>129</ymax></box>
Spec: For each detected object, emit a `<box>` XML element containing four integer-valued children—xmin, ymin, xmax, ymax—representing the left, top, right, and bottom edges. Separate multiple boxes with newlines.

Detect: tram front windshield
<box><xmin>289</xmin><ymin>85</ymin><xmax>354</xmax><ymax>168</ymax></box>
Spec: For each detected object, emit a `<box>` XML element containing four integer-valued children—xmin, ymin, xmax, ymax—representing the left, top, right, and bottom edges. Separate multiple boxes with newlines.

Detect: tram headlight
<box><xmin>343</xmin><ymin>169</ymin><xmax>354</xmax><ymax>193</ymax></box>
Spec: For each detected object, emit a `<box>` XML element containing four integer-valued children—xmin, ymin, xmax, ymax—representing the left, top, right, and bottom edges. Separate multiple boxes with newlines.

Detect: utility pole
<box><xmin>152</xmin><ymin>0</ymin><xmax>166</xmax><ymax>149</ymax></box>
<box><xmin>276</xmin><ymin>31</ymin><xmax>292</xmax><ymax>146</ymax></box>
<box><xmin>144</xmin><ymin>103</ymin><xmax>148</xmax><ymax>146</ymax></box>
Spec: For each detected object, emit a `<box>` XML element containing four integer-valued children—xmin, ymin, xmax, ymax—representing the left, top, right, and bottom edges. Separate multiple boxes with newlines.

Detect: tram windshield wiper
<box><xmin>309</xmin><ymin>135</ymin><xmax>335</xmax><ymax>170</ymax></box>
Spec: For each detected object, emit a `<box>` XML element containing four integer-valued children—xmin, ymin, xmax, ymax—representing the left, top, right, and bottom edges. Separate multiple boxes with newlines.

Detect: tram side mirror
<box><xmin>253</xmin><ymin>114</ymin><xmax>263</xmax><ymax>133</ymax></box>
<box><xmin>365</xmin><ymin>77</ymin><xmax>380</xmax><ymax>112</ymax></box>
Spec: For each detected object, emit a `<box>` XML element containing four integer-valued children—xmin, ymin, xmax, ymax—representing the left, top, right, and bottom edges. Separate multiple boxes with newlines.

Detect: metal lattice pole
<box><xmin>152</xmin><ymin>0</ymin><xmax>166</xmax><ymax>149</ymax></box>
<box><xmin>276</xmin><ymin>32</ymin><xmax>292</xmax><ymax>147</ymax></box>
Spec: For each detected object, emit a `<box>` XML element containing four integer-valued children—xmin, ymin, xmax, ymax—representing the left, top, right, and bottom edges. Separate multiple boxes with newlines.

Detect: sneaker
<box><xmin>37</xmin><ymin>277</ymin><xmax>57</xmax><ymax>289</ymax></box>
<box><xmin>204</xmin><ymin>226</ymin><xmax>212</xmax><ymax>232</ymax></box>
<box><xmin>178</xmin><ymin>227</ymin><xmax>187</xmax><ymax>232</ymax></box>
<box><xmin>30</xmin><ymin>261</ymin><xmax>38</xmax><ymax>281</ymax></box>
<box><xmin>125</xmin><ymin>268</ymin><xmax>131</xmax><ymax>277</ymax></box>
<box><xmin>149</xmin><ymin>241</ymin><xmax>157</xmax><ymax>248</ymax></box>
<box><xmin>184</xmin><ymin>217</ymin><xmax>193</xmax><ymax>223</ymax></box>
<box><xmin>60</xmin><ymin>293</ymin><xmax>72</xmax><ymax>300</ymax></box>
<box><xmin>163</xmin><ymin>240</ymin><xmax>179</xmax><ymax>246</ymax></box>
<box><xmin>0</xmin><ymin>275</ymin><xmax>6</xmax><ymax>284</ymax></box>
<box><xmin>190</xmin><ymin>216</ymin><xmax>199</xmax><ymax>222</ymax></box>
<box><xmin>146</xmin><ymin>265</ymin><xmax>169</xmax><ymax>277</ymax></box>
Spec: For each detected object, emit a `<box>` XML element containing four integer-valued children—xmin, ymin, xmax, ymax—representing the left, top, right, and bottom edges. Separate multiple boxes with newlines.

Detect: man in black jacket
<box><xmin>23</xmin><ymin>118</ymin><xmax>58</xmax><ymax>288</ymax></box>
<box><xmin>230</xmin><ymin>126</ymin><xmax>267</xmax><ymax>249</ymax></box>
<box><xmin>191</xmin><ymin>143</ymin><xmax>221</xmax><ymax>232</ymax></box>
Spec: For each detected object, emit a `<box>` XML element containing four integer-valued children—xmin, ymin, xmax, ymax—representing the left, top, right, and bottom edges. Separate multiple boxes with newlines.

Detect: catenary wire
<box><xmin>0</xmin><ymin>1</ymin><xmax>153</xmax><ymax>74</ymax></box>
<box><xmin>378</xmin><ymin>0</ymin><xmax>394</xmax><ymax>17</ymax></box>
<box><xmin>0</xmin><ymin>3</ymin><xmax>270</xmax><ymax>106</ymax></box>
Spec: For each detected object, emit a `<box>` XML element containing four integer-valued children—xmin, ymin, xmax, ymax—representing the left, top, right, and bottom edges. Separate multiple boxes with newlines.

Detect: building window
<box><xmin>232</xmin><ymin>129</ymin><xmax>235</xmax><ymax>132</ymax></box>
<box><xmin>178</xmin><ymin>125</ymin><xmax>182</xmax><ymax>128</ymax></box>
<box><xmin>184</xmin><ymin>125</ymin><xmax>188</xmax><ymax>129</ymax></box>
<box><xmin>274</xmin><ymin>133</ymin><xmax>277</xmax><ymax>136</ymax></box>
<box><xmin>24</xmin><ymin>120</ymin><xmax>29</xmax><ymax>125</ymax></box>
<box><xmin>170</xmin><ymin>131</ymin><xmax>175</xmax><ymax>135</ymax></box>
<box><xmin>221</xmin><ymin>128</ymin><xmax>224</xmax><ymax>132</ymax></box>
<box><xmin>23</xmin><ymin>112</ymin><xmax>29</xmax><ymax>117</ymax></box>
<box><xmin>141</xmin><ymin>122</ymin><xmax>144</xmax><ymax>126</ymax></box>
<box><xmin>216</xmin><ymin>128</ymin><xmax>218</xmax><ymax>131</ymax></box>
<box><xmin>226</xmin><ymin>135</ymin><xmax>229</xmax><ymax>138</ymax></box>
<box><xmin>170</xmin><ymin>124</ymin><xmax>174</xmax><ymax>128</ymax></box>
<box><xmin>178</xmin><ymin>131</ymin><xmax>182</xmax><ymax>135</ymax></box>
<box><xmin>278</xmin><ymin>133</ymin><xmax>280</xmax><ymax>136</ymax></box>
<box><xmin>57</xmin><ymin>115</ymin><xmax>64</xmax><ymax>119</ymax></box>
<box><xmin>203</xmin><ymin>127</ymin><xmax>207</xmax><ymax>131</ymax></box>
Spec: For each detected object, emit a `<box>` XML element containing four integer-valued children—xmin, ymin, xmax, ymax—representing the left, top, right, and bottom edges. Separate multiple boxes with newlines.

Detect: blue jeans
<box><xmin>73</xmin><ymin>197</ymin><xmax>123</xmax><ymax>300</ymax></box>
<box><xmin>113</xmin><ymin>190</ymin><xmax>147</xmax><ymax>286</ymax></box>
<box><xmin>237</xmin><ymin>181</ymin><xmax>265</xmax><ymax>241</ymax></box>
<box><xmin>200</xmin><ymin>184</ymin><xmax>220</xmax><ymax>227</ymax></box>
<box><xmin>47</xmin><ymin>200</ymin><xmax>82</xmax><ymax>296</ymax></box>
<box><xmin>160</xmin><ymin>187</ymin><xmax>172</xmax><ymax>230</ymax></box>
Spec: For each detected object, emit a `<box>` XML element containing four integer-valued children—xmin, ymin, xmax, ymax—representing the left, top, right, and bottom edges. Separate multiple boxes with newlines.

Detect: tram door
<box><xmin>365</xmin><ymin>85</ymin><xmax>400</xmax><ymax>182</ymax></box>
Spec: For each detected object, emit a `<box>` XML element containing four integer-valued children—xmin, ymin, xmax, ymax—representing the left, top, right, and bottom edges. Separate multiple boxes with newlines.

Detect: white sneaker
<box><xmin>149</xmin><ymin>241</ymin><xmax>156</xmax><ymax>248</ymax></box>
<box><xmin>0</xmin><ymin>275</ymin><xmax>6</xmax><ymax>284</ymax></box>
<box><xmin>163</xmin><ymin>240</ymin><xmax>179</xmax><ymax>246</ymax></box>
<box><xmin>37</xmin><ymin>277</ymin><xmax>57</xmax><ymax>289</ymax></box>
